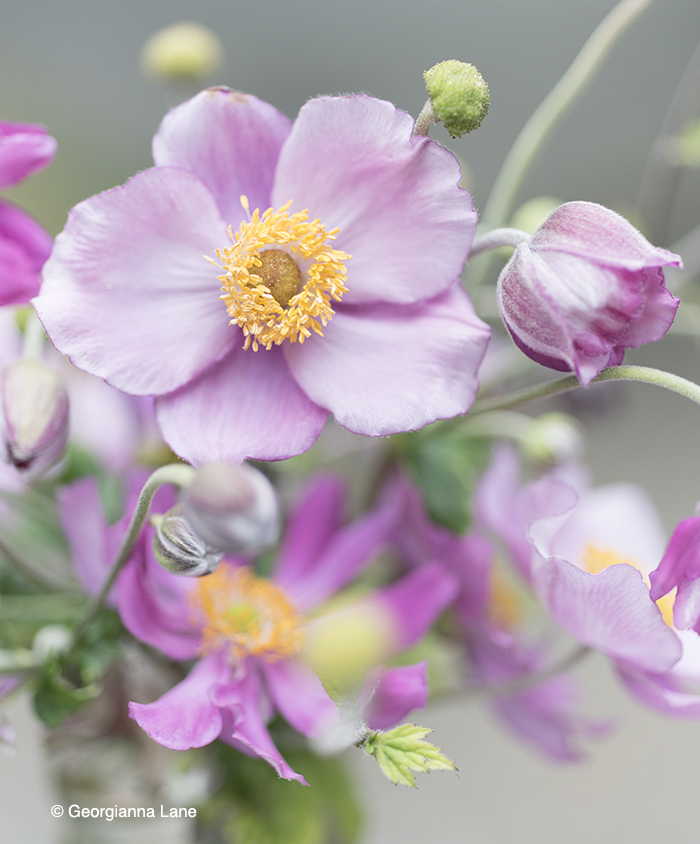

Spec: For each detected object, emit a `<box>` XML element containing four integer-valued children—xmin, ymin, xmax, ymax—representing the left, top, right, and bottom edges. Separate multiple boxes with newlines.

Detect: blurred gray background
<box><xmin>3</xmin><ymin>0</ymin><xmax>700</xmax><ymax>841</ymax></box>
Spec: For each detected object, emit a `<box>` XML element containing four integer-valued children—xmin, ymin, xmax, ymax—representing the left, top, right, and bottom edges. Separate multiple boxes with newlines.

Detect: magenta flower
<box><xmin>59</xmin><ymin>474</ymin><xmax>456</xmax><ymax>782</ymax></box>
<box><xmin>497</xmin><ymin>201</ymin><xmax>681</xmax><ymax>384</ymax></box>
<box><xmin>384</xmin><ymin>467</ymin><xmax>603</xmax><ymax>761</ymax></box>
<box><xmin>0</xmin><ymin>122</ymin><xmax>56</xmax><ymax>304</ymax></box>
<box><xmin>649</xmin><ymin>516</ymin><xmax>700</xmax><ymax>632</ymax></box>
<box><xmin>35</xmin><ymin>88</ymin><xmax>490</xmax><ymax>464</ymax></box>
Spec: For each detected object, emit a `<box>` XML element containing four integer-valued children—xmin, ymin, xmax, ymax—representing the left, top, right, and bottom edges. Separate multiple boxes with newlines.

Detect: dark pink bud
<box><xmin>497</xmin><ymin>202</ymin><xmax>681</xmax><ymax>384</ymax></box>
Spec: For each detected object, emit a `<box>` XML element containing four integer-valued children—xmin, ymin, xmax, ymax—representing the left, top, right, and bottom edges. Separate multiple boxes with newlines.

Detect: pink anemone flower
<box><xmin>0</xmin><ymin>122</ymin><xmax>56</xmax><ymax>304</ymax></box>
<box><xmin>35</xmin><ymin>88</ymin><xmax>490</xmax><ymax>464</ymax></box>
<box><xmin>59</xmin><ymin>474</ymin><xmax>457</xmax><ymax>782</ymax></box>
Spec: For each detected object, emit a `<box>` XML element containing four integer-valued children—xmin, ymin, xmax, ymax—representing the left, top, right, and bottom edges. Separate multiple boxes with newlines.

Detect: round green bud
<box><xmin>423</xmin><ymin>60</ymin><xmax>490</xmax><ymax>137</ymax></box>
<box><xmin>140</xmin><ymin>22</ymin><xmax>225</xmax><ymax>83</ymax></box>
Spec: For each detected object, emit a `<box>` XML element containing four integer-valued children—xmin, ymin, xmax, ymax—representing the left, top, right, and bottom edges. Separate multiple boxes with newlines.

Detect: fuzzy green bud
<box><xmin>424</xmin><ymin>60</ymin><xmax>489</xmax><ymax>137</ymax></box>
<box><xmin>153</xmin><ymin>503</ymin><xmax>223</xmax><ymax>577</ymax></box>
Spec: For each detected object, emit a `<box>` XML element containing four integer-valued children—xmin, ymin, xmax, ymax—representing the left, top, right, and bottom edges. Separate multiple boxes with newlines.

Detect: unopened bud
<box><xmin>140</xmin><ymin>22</ymin><xmax>225</xmax><ymax>83</ymax></box>
<box><xmin>522</xmin><ymin>412</ymin><xmax>582</xmax><ymax>463</ymax></box>
<box><xmin>153</xmin><ymin>503</ymin><xmax>223</xmax><ymax>576</ymax></box>
<box><xmin>2</xmin><ymin>360</ymin><xmax>69</xmax><ymax>474</ymax></box>
<box><xmin>33</xmin><ymin>624</ymin><xmax>72</xmax><ymax>662</ymax></box>
<box><xmin>184</xmin><ymin>463</ymin><xmax>279</xmax><ymax>556</ymax></box>
<box><xmin>423</xmin><ymin>60</ymin><xmax>489</xmax><ymax>137</ymax></box>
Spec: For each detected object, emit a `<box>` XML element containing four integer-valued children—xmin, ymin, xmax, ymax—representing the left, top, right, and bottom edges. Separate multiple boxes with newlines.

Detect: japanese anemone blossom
<box><xmin>59</xmin><ymin>473</ymin><xmax>457</xmax><ymax>782</ymax></box>
<box><xmin>34</xmin><ymin>88</ymin><xmax>490</xmax><ymax>464</ymax></box>
<box><xmin>497</xmin><ymin>202</ymin><xmax>681</xmax><ymax>385</ymax></box>
<box><xmin>0</xmin><ymin>122</ymin><xmax>56</xmax><ymax>304</ymax></box>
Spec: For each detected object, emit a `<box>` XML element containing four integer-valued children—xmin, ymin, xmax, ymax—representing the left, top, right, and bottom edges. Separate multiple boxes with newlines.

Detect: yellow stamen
<box><xmin>190</xmin><ymin>563</ymin><xmax>305</xmax><ymax>662</ymax></box>
<box><xmin>581</xmin><ymin>543</ymin><xmax>676</xmax><ymax>627</ymax></box>
<box><xmin>488</xmin><ymin>566</ymin><xmax>524</xmax><ymax>630</ymax></box>
<box><xmin>213</xmin><ymin>201</ymin><xmax>350</xmax><ymax>351</ymax></box>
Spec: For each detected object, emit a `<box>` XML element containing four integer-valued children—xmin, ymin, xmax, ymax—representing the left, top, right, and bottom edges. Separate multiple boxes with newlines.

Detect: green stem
<box><xmin>470</xmin><ymin>365</ymin><xmax>700</xmax><ymax>416</ymax></box>
<box><xmin>413</xmin><ymin>99</ymin><xmax>437</xmax><ymax>137</ymax></box>
<box><xmin>0</xmin><ymin>533</ymin><xmax>68</xmax><ymax>593</ymax></box>
<box><xmin>21</xmin><ymin>308</ymin><xmax>46</xmax><ymax>361</ymax></box>
<box><xmin>70</xmin><ymin>463</ymin><xmax>195</xmax><ymax>650</ymax></box>
<box><xmin>469</xmin><ymin>0</ymin><xmax>653</xmax><ymax>289</ymax></box>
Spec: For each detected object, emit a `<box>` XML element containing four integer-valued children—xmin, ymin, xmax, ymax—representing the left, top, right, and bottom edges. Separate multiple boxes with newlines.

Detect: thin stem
<box><xmin>0</xmin><ymin>532</ymin><xmax>68</xmax><ymax>593</ymax></box>
<box><xmin>637</xmin><ymin>36</ymin><xmax>700</xmax><ymax>244</ymax></box>
<box><xmin>70</xmin><ymin>463</ymin><xmax>195</xmax><ymax>650</ymax></box>
<box><xmin>469</xmin><ymin>228</ymin><xmax>530</xmax><ymax>258</ymax></box>
<box><xmin>413</xmin><ymin>99</ymin><xmax>437</xmax><ymax>137</ymax></box>
<box><xmin>21</xmin><ymin>309</ymin><xmax>46</xmax><ymax>361</ymax></box>
<box><xmin>463</xmin><ymin>645</ymin><xmax>591</xmax><ymax>698</ymax></box>
<box><xmin>470</xmin><ymin>365</ymin><xmax>700</xmax><ymax>416</ymax></box>
<box><xmin>470</xmin><ymin>0</ymin><xmax>653</xmax><ymax>289</ymax></box>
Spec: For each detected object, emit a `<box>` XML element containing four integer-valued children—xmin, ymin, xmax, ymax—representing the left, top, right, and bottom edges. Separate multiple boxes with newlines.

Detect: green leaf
<box><xmin>33</xmin><ymin>663</ymin><xmax>100</xmax><ymax>728</ymax></box>
<box><xmin>363</xmin><ymin>724</ymin><xmax>457</xmax><ymax>788</ymax></box>
<box><xmin>399</xmin><ymin>427</ymin><xmax>490</xmax><ymax>533</ymax></box>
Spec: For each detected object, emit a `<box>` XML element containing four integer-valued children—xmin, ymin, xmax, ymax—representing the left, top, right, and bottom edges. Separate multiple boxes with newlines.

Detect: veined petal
<box><xmin>129</xmin><ymin>653</ymin><xmax>228</xmax><ymax>750</ymax></box>
<box><xmin>153</xmin><ymin>87</ymin><xmax>292</xmax><ymax>225</ymax></box>
<box><xmin>272</xmin><ymin>95</ymin><xmax>476</xmax><ymax>305</ymax></box>
<box><xmin>285</xmin><ymin>285</ymin><xmax>490</xmax><ymax>437</ymax></box>
<box><xmin>34</xmin><ymin>167</ymin><xmax>233</xmax><ymax>396</ymax></box>
<box><xmin>535</xmin><ymin>558</ymin><xmax>682</xmax><ymax>673</ymax></box>
<box><xmin>156</xmin><ymin>344</ymin><xmax>328</xmax><ymax>465</ymax></box>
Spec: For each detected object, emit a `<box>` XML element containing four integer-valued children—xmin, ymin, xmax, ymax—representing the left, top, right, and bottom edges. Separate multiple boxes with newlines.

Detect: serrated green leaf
<box><xmin>363</xmin><ymin>724</ymin><xmax>457</xmax><ymax>788</ymax></box>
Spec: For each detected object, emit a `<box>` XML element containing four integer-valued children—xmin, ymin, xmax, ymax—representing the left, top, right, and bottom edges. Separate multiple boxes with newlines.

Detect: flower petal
<box><xmin>363</xmin><ymin>662</ymin><xmax>429</xmax><ymax>731</ymax></box>
<box><xmin>219</xmin><ymin>662</ymin><xmax>307</xmax><ymax>783</ymax></box>
<box><xmin>153</xmin><ymin>88</ymin><xmax>292</xmax><ymax>225</ymax></box>
<box><xmin>272</xmin><ymin>95</ymin><xmax>476</xmax><ymax>305</ymax></box>
<box><xmin>156</xmin><ymin>344</ymin><xmax>328</xmax><ymax>464</ymax></box>
<box><xmin>534</xmin><ymin>558</ymin><xmax>682</xmax><ymax>673</ymax></box>
<box><xmin>0</xmin><ymin>199</ymin><xmax>52</xmax><ymax>304</ymax></box>
<box><xmin>0</xmin><ymin>123</ymin><xmax>56</xmax><ymax>188</ymax></box>
<box><xmin>374</xmin><ymin>562</ymin><xmax>459</xmax><ymax>653</ymax></box>
<box><xmin>275</xmin><ymin>490</ymin><xmax>398</xmax><ymax>612</ymax></box>
<box><xmin>532</xmin><ymin>202</ymin><xmax>683</xmax><ymax>271</ymax></box>
<box><xmin>261</xmin><ymin>659</ymin><xmax>338</xmax><ymax>738</ymax></box>
<box><xmin>272</xmin><ymin>475</ymin><xmax>345</xmax><ymax>588</ymax></box>
<box><xmin>129</xmin><ymin>653</ymin><xmax>228</xmax><ymax>750</ymax></box>
<box><xmin>285</xmin><ymin>285</ymin><xmax>490</xmax><ymax>436</ymax></box>
<box><xmin>34</xmin><ymin>166</ymin><xmax>233</xmax><ymax>396</ymax></box>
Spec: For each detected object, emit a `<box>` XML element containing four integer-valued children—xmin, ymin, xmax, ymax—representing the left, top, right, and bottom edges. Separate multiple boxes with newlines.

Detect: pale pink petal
<box><xmin>534</xmin><ymin>559</ymin><xmax>682</xmax><ymax>673</ymax></box>
<box><xmin>153</xmin><ymin>88</ymin><xmax>292</xmax><ymax>224</ymax></box>
<box><xmin>57</xmin><ymin>477</ymin><xmax>111</xmax><ymax>598</ymax></box>
<box><xmin>272</xmin><ymin>95</ymin><xmax>476</xmax><ymax>305</ymax></box>
<box><xmin>129</xmin><ymin>653</ymin><xmax>228</xmax><ymax>750</ymax></box>
<box><xmin>156</xmin><ymin>344</ymin><xmax>328</xmax><ymax>465</ymax></box>
<box><xmin>34</xmin><ymin>167</ymin><xmax>233</xmax><ymax>396</ymax></box>
<box><xmin>285</xmin><ymin>285</ymin><xmax>490</xmax><ymax>437</ymax></box>
<box><xmin>0</xmin><ymin>200</ymin><xmax>52</xmax><ymax>304</ymax></box>
<box><xmin>261</xmin><ymin>659</ymin><xmax>338</xmax><ymax>738</ymax></box>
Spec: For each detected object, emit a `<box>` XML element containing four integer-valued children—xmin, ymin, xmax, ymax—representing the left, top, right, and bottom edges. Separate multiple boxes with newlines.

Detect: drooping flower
<box><xmin>497</xmin><ymin>201</ymin><xmax>681</xmax><ymax>384</ymax></box>
<box><xmin>35</xmin><ymin>88</ymin><xmax>490</xmax><ymax>464</ymax></box>
<box><xmin>59</xmin><ymin>473</ymin><xmax>457</xmax><ymax>782</ymax></box>
<box><xmin>649</xmin><ymin>516</ymin><xmax>700</xmax><ymax>632</ymax></box>
<box><xmin>0</xmin><ymin>122</ymin><xmax>56</xmax><ymax>304</ymax></box>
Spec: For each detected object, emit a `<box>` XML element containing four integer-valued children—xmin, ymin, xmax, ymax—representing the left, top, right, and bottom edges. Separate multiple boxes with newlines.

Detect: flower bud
<box><xmin>521</xmin><ymin>412</ymin><xmax>582</xmax><ymax>463</ymax></box>
<box><xmin>183</xmin><ymin>463</ymin><xmax>279</xmax><ymax>556</ymax></box>
<box><xmin>32</xmin><ymin>624</ymin><xmax>72</xmax><ymax>662</ymax></box>
<box><xmin>140</xmin><ymin>22</ymin><xmax>225</xmax><ymax>83</ymax></box>
<box><xmin>497</xmin><ymin>202</ymin><xmax>682</xmax><ymax>384</ymax></box>
<box><xmin>2</xmin><ymin>360</ymin><xmax>69</xmax><ymax>473</ymax></box>
<box><xmin>423</xmin><ymin>60</ymin><xmax>489</xmax><ymax>137</ymax></box>
<box><xmin>153</xmin><ymin>503</ymin><xmax>223</xmax><ymax>577</ymax></box>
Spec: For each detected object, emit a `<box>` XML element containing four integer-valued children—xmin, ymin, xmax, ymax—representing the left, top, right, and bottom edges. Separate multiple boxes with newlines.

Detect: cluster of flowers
<box><xmin>1</xmin><ymin>56</ymin><xmax>699</xmax><ymax>825</ymax></box>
